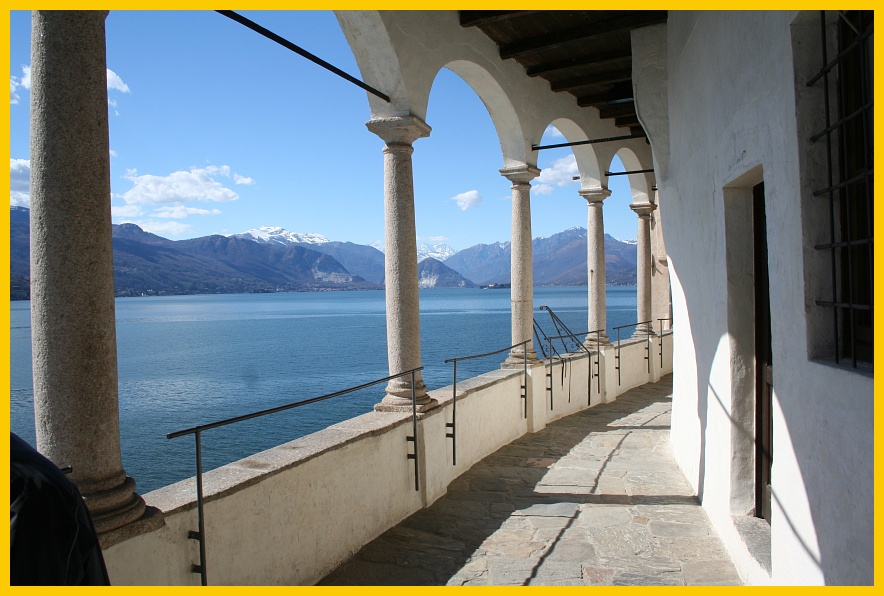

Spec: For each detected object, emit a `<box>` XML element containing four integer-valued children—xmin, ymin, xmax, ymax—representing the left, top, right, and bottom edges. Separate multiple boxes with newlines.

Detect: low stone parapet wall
<box><xmin>103</xmin><ymin>335</ymin><xmax>672</xmax><ymax>585</ymax></box>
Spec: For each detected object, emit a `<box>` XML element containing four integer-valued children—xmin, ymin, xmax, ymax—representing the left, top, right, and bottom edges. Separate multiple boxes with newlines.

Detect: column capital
<box><xmin>366</xmin><ymin>115</ymin><xmax>431</xmax><ymax>146</ymax></box>
<box><xmin>579</xmin><ymin>187</ymin><xmax>612</xmax><ymax>204</ymax></box>
<box><xmin>499</xmin><ymin>164</ymin><xmax>541</xmax><ymax>184</ymax></box>
<box><xmin>630</xmin><ymin>201</ymin><xmax>658</xmax><ymax>217</ymax></box>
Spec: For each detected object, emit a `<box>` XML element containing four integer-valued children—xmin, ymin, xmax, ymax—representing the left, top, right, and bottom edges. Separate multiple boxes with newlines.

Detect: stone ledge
<box><xmin>98</xmin><ymin>505</ymin><xmax>165</xmax><ymax>549</ymax></box>
<box><xmin>732</xmin><ymin>515</ymin><xmax>771</xmax><ymax>574</ymax></box>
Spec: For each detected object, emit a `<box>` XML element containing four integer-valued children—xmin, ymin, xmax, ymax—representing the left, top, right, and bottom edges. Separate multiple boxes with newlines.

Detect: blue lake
<box><xmin>10</xmin><ymin>286</ymin><xmax>636</xmax><ymax>493</ymax></box>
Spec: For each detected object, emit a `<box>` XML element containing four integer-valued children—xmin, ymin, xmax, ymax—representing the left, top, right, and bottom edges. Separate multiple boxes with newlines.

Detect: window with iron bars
<box><xmin>806</xmin><ymin>10</ymin><xmax>873</xmax><ymax>369</ymax></box>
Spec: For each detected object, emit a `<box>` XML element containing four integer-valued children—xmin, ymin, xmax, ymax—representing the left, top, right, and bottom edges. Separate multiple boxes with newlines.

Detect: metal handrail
<box><xmin>612</xmin><ymin>321</ymin><xmax>653</xmax><ymax>385</ymax></box>
<box><xmin>167</xmin><ymin>366</ymin><xmax>423</xmax><ymax>586</ymax></box>
<box><xmin>657</xmin><ymin>317</ymin><xmax>674</xmax><ymax>368</ymax></box>
<box><xmin>543</xmin><ymin>328</ymin><xmax>604</xmax><ymax>409</ymax></box>
<box><xmin>444</xmin><ymin>339</ymin><xmax>530</xmax><ymax>465</ymax></box>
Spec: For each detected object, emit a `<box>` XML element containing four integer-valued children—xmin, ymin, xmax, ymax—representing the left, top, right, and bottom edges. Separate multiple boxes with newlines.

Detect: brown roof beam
<box><xmin>549</xmin><ymin>68</ymin><xmax>632</xmax><ymax>92</ymax></box>
<box><xmin>598</xmin><ymin>103</ymin><xmax>637</xmax><ymax>119</ymax></box>
<box><xmin>459</xmin><ymin>11</ymin><xmax>538</xmax><ymax>28</ymax></box>
<box><xmin>499</xmin><ymin>11</ymin><xmax>667</xmax><ymax>60</ymax></box>
<box><xmin>615</xmin><ymin>114</ymin><xmax>640</xmax><ymax>127</ymax></box>
<box><xmin>629</xmin><ymin>126</ymin><xmax>647</xmax><ymax>138</ymax></box>
<box><xmin>526</xmin><ymin>48</ymin><xmax>632</xmax><ymax>77</ymax></box>
<box><xmin>577</xmin><ymin>87</ymin><xmax>634</xmax><ymax>107</ymax></box>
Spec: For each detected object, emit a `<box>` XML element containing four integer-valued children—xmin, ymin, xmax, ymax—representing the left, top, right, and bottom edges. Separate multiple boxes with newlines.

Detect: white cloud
<box><xmin>120</xmin><ymin>219</ymin><xmax>193</xmax><ymax>237</ymax></box>
<box><xmin>106</xmin><ymin>69</ymin><xmax>130</xmax><ymax>93</ymax></box>
<box><xmin>154</xmin><ymin>205</ymin><xmax>222</xmax><ymax>219</ymax></box>
<box><xmin>544</xmin><ymin>124</ymin><xmax>564</xmax><ymax>138</ymax></box>
<box><xmin>233</xmin><ymin>173</ymin><xmax>254</xmax><ymax>185</ymax></box>
<box><xmin>109</xmin><ymin>149</ymin><xmax>118</xmax><ymax>158</ymax></box>
<box><xmin>451</xmin><ymin>189</ymin><xmax>483</xmax><ymax>211</ymax></box>
<box><xmin>532</xmin><ymin>183</ymin><xmax>555</xmax><ymax>196</ymax></box>
<box><xmin>121</xmin><ymin>166</ymin><xmax>241</xmax><ymax>205</ymax></box>
<box><xmin>538</xmin><ymin>154</ymin><xmax>579</xmax><ymax>187</ymax></box>
<box><xmin>419</xmin><ymin>235</ymin><xmax>449</xmax><ymax>243</ymax></box>
<box><xmin>10</xmin><ymin>159</ymin><xmax>30</xmax><ymax>206</ymax></box>
<box><xmin>10</xmin><ymin>65</ymin><xmax>30</xmax><ymax>105</ymax></box>
<box><xmin>111</xmin><ymin>204</ymin><xmax>144</xmax><ymax>218</ymax></box>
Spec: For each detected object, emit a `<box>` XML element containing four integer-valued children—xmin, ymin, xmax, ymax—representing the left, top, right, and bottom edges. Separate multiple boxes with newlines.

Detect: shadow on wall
<box><xmin>673</xmin><ymin>241</ymin><xmax>872</xmax><ymax>584</ymax></box>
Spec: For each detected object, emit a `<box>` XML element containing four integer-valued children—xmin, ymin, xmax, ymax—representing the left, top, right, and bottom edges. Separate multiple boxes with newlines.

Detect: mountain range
<box><xmin>9</xmin><ymin>207</ymin><xmax>636</xmax><ymax>299</ymax></box>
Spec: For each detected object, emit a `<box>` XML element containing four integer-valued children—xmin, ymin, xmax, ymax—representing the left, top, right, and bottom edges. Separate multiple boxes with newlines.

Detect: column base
<box><xmin>632</xmin><ymin>324</ymin><xmax>657</xmax><ymax>339</ymax></box>
<box><xmin>583</xmin><ymin>333</ymin><xmax>612</xmax><ymax>349</ymax></box>
<box><xmin>375</xmin><ymin>375</ymin><xmax>435</xmax><ymax>412</ymax></box>
<box><xmin>374</xmin><ymin>395</ymin><xmax>438</xmax><ymax>413</ymax></box>
<box><xmin>82</xmin><ymin>475</ymin><xmax>147</xmax><ymax>535</ymax></box>
<box><xmin>502</xmin><ymin>348</ymin><xmax>540</xmax><ymax>369</ymax></box>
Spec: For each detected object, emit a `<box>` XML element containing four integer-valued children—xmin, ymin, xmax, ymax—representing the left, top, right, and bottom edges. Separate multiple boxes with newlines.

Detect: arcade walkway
<box><xmin>319</xmin><ymin>375</ymin><xmax>742</xmax><ymax>586</ymax></box>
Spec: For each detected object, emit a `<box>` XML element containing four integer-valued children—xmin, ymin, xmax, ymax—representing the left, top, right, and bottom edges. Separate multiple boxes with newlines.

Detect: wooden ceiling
<box><xmin>459</xmin><ymin>10</ymin><xmax>668</xmax><ymax>138</ymax></box>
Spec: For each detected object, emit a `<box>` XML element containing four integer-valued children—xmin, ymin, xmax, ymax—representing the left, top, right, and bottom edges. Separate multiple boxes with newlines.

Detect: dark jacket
<box><xmin>10</xmin><ymin>432</ymin><xmax>110</xmax><ymax>585</ymax></box>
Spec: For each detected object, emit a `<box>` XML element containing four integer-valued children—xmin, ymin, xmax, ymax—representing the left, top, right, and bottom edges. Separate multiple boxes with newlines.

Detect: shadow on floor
<box><xmin>318</xmin><ymin>376</ymin><xmax>736</xmax><ymax>586</ymax></box>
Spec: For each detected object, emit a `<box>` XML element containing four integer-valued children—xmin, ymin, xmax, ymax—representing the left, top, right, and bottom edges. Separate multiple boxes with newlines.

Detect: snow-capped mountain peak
<box><xmin>231</xmin><ymin>226</ymin><xmax>329</xmax><ymax>246</ymax></box>
<box><xmin>371</xmin><ymin>241</ymin><xmax>457</xmax><ymax>262</ymax></box>
<box><xmin>417</xmin><ymin>242</ymin><xmax>456</xmax><ymax>261</ymax></box>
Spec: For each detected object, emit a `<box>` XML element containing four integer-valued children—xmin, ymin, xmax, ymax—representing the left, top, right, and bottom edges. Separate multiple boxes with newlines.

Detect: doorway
<box><xmin>753</xmin><ymin>181</ymin><xmax>773</xmax><ymax>523</ymax></box>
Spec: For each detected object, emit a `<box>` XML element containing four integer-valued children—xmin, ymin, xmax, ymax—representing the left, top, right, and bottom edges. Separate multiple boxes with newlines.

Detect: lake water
<box><xmin>10</xmin><ymin>286</ymin><xmax>636</xmax><ymax>493</ymax></box>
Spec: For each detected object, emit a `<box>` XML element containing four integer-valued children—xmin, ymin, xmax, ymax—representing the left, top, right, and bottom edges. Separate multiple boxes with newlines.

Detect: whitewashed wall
<box><xmin>633</xmin><ymin>11</ymin><xmax>873</xmax><ymax>586</ymax></box>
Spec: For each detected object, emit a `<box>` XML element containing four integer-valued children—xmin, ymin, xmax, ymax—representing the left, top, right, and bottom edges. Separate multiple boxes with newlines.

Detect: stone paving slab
<box><xmin>318</xmin><ymin>376</ymin><xmax>742</xmax><ymax>586</ymax></box>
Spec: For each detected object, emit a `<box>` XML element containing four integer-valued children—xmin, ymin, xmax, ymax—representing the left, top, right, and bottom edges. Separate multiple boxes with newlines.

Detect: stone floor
<box><xmin>319</xmin><ymin>375</ymin><xmax>742</xmax><ymax>586</ymax></box>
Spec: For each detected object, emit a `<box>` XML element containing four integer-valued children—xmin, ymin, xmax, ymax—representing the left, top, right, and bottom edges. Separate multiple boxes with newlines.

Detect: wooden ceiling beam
<box><xmin>598</xmin><ymin>103</ymin><xmax>637</xmax><ymax>119</ymax></box>
<box><xmin>549</xmin><ymin>68</ymin><xmax>633</xmax><ymax>92</ymax></box>
<box><xmin>576</xmin><ymin>86</ymin><xmax>634</xmax><ymax>107</ymax></box>
<box><xmin>526</xmin><ymin>48</ymin><xmax>632</xmax><ymax>77</ymax></box>
<box><xmin>615</xmin><ymin>114</ymin><xmax>640</xmax><ymax>127</ymax></box>
<box><xmin>499</xmin><ymin>11</ymin><xmax>667</xmax><ymax>60</ymax></box>
<box><xmin>459</xmin><ymin>11</ymin><xmax>537</xmax><ymax>28</ymax></box>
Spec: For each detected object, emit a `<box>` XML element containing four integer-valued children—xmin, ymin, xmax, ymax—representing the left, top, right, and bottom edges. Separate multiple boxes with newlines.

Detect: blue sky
<box><xmin>9</xmin><ymin>10</ymin><xmax>638</xmax><ymax>251</ymax></box>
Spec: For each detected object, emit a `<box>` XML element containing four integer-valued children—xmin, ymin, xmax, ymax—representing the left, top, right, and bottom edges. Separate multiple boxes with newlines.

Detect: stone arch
<box><xmin>614</xmin><ymin>146</ymin><xmax>655</xmax><ymax>204</ymax></box>
<box><xmin>334</xmin><ymin>10</ymin><xmax>410</xmax><ymax>118</ymax></box>
<box><xmin>543</xmin><ymin>117</ymin><xmax>605</xmax><ymax>190</ymax></box>
<box><xmin>434</xmin><ymin>60</ymin><xmax>528</xmax><ymax>167</ymax></box>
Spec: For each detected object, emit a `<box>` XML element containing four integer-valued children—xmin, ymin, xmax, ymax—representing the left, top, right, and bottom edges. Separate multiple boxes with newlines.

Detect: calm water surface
<box><xmin>10</xmin><ymin>286</ymin><xmax>636</xmax><ymax>493</ymax></box>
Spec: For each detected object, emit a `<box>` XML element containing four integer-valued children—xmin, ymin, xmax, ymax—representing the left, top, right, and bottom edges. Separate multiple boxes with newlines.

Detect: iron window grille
<box><xmin>807</xmin><ymin>10</ymin><xmax>874</xmax><ymax>369</ymax></box>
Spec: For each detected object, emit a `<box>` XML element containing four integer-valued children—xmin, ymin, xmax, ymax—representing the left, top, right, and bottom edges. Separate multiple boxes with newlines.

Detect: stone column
<box><xmin>366</xmin><ymin>116</ymin><xmax>433</xmax><ymax>410</ymax></box>
<box><xmin>29</xmin><ymin>10</ymin><xmax>146</xmax><ymax>534</ymax></box>
<box><xmin>580</xmin><ymin>188</ymin><xmax>612</xmax><ymax>347</ymax></box>
<box><xmin>630</xmin><ymin>201</ymin><xmax>658</xmax><ymax>336</ymax></box>
<box><xmin>501</xmin><ymin>165</ymin><xmax>541</xmax><ymax>367</ymax></box>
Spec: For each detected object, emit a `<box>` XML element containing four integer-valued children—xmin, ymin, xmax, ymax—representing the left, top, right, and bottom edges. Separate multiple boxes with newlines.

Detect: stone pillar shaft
<box><xmin>366</xmin><ymin>116</ymin><xmax>432</xmax><ymax>408</ymax></box>
<box><xmin>29</xmin><ymin>10</ymin><xmax>145</xmax><ymax>533</ymax></box>
<box><xmin>501</xmin><ymin>166</ymin><xmax>540</xmax><ymax>366</ymax></box>
<box><xmin>581</xmin><ymin>188</ymin><xmax>612</xmax><ymax>347</ymax></box>
<box><xmin>631</xmin><ymin>202</ymin><xmax>657</xmax><ymax>336</ymax></box>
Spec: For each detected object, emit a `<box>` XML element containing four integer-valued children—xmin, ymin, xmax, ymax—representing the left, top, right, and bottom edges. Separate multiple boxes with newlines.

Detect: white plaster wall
<box><xmin>544</xmin><ymin>353</ymin><xmax>595</xmax><ymax>424</ymax></box>
<box><xmin>635</xmin><ymin>10</ymin><xmax>873</xmax><ymax>585</ymax></box>
<box><xmin>338</xmin><ymin>10</ymin><xmax>655</xmax><ymax>176</ymax></box>
<box><xmin>612</xmin><ymin>339</ymin><xmax>655</xmax><ymax>395</ymax></box>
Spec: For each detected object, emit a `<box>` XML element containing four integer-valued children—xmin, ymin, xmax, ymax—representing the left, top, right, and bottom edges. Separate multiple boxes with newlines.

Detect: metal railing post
<box><xmin>646</xmin><ymin>323</ymin><xmax>652</xmax><ymax>374</ymax></box>
<box><xmin>522</xmin><ymin>341</ymin><xmax>528</xmax><ymax>419</ymax></box>
<box><xmin>595</xmin><ymin>330</ymin><xmax>601</xmax><ymax>395</ymax></box>
<box><xmin>547</xmin><ymin>337</ymin><xmax>554</xmax><ymax>410</ymax></box>
<box><xmin>407</xmin><ymin>369</ymin><xmax>419</xmax><ymax>491</ymax></box>
<box><xmin>446</xmin><ymin>360</ymin><xmax>457</xmax><ymax>465</ymax></box>
<box><xmin>616</xmin><ymin>327</ymin><xmax>622</xmax><ymax>386</ymax></box>
<box><xmin>192</xmin><ymin>430</ymin><xmax>207</xmax><ymax>585</ymax></box>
